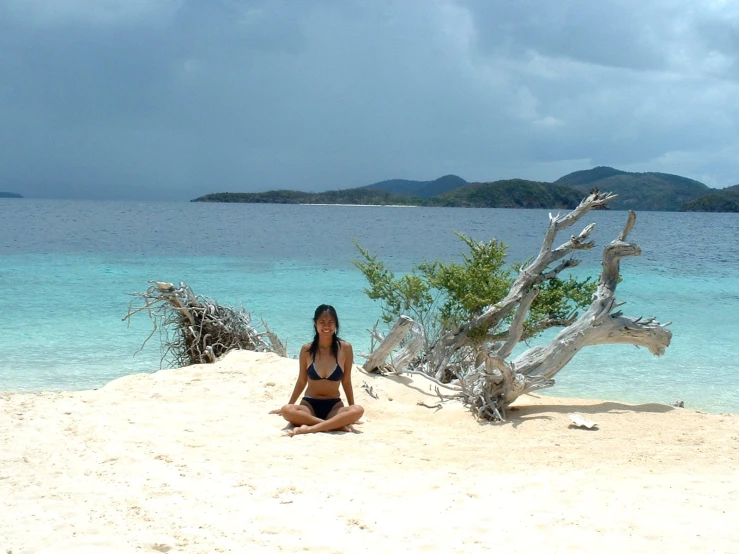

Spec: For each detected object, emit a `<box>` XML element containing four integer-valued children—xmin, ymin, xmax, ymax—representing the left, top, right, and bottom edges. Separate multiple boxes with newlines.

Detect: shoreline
<box><xmin>3</xmin><ymin>386</ymin><xmax>735</xmax><ymax>415</ymax></box>
<box><xmin>2</xmin><ymin>350</ymin><xmax>738</xmax><ymax>552</ymax></box>
<box><xmin>3</xmin><ymin>368</ymin><xmax>735</xmax><ymax>416</ymax></box>
<box><xmin>299</xmin><ymin>202</ymin><xmax>417</xmax><ymax>207</ymax></box>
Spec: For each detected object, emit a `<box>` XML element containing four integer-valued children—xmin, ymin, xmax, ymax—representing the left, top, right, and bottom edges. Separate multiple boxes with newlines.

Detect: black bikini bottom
<box><xmin>303</xmin><ymin>397</ymin><xmax>342</xmax><ymax>420</ymax></box>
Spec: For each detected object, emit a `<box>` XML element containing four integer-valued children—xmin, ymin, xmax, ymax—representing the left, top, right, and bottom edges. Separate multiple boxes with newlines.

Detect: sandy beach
<box><xmin>2</xmin><ymin>350</ymin><xmax>738</xmax><ymax>553</ymax></box>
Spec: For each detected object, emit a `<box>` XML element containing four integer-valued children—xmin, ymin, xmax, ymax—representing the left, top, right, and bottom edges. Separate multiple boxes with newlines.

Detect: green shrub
<box><xmin>353</xmin><ymin>233</ymin><xmax>596</xmax><ymax>349</ymax></box>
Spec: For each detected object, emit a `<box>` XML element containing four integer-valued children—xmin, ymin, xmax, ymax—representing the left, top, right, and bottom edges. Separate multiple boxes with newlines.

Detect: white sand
<box><xmin>1</xmin><ymin>350</ymin><xmax>738</xmax><ymax>553</ymax></box>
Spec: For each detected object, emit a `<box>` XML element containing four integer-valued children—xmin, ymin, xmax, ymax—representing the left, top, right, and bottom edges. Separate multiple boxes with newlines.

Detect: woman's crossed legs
<box><xmin>279</xmin><ymin>400</ymin><xmax>364</xmax><ymax>436</ymax></box>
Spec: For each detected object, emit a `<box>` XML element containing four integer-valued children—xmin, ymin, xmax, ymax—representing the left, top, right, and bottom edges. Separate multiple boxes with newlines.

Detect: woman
<box><xmin>271</xmin><ymin>304</ymin><xmax>364</xmax><ymax>436</ymax></box>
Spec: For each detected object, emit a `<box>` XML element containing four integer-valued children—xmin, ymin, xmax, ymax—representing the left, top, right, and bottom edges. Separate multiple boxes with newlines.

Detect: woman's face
<box><xmin>315</xmin><ymin>312</ymin><xmax>337</xmax><ymax>336</ymax></box>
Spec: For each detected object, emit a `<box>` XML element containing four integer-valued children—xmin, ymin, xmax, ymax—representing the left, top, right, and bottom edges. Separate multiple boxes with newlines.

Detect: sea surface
<box><xmin>1</xmin><ymin>199</ymin><xmax>737</xmax><ymax>413</ymax></box>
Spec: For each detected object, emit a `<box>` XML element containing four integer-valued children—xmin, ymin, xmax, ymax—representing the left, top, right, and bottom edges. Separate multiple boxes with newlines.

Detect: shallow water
<box><xmin>1</xmin><ymin>199</ymin><xmax>737</xmax><ymax>412</ymax></box>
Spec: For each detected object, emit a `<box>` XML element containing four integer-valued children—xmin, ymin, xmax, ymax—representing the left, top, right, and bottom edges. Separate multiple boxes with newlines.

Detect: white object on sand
<box><xmin>569</xmin><ymin>413</ymin><xmax>599</xmax><ymax>429</ymax></box>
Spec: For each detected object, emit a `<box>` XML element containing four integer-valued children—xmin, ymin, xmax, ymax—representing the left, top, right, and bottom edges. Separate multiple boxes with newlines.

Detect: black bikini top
<box><xmin>307</xmin><ymin>362</ymin><xmax>343</xmax><ymax>381</ymax></box>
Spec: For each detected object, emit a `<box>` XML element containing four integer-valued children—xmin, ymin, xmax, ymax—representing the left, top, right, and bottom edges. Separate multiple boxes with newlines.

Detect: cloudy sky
<box><xmin>1</xmin><ymin>0</ymin><xmax>737</xmax><ymax>200</ymax></box>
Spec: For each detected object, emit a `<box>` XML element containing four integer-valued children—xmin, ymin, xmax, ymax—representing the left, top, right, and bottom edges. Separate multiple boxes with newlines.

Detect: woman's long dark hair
<box><xmin>308</xmin><ymin>304</ymin><xmax>341</xmax><ymax>361</ymax></box>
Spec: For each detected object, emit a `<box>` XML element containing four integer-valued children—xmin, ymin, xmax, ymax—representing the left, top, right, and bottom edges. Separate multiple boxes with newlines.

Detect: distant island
<box><xmin>0</xmin><ymin>192</ymin><xmax>23</xmax><ymax>198</ymax></box>
<box><xmin>192</xmin><ymin>167</ymin><xmax>739</xmax><ymax>212</ymax></box>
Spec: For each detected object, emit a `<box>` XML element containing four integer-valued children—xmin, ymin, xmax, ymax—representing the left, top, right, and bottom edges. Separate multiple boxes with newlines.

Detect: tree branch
<box><xmin>495</xmin><ymin>288</ymin><xmax>537</xmax><ymax>358</ymax></box>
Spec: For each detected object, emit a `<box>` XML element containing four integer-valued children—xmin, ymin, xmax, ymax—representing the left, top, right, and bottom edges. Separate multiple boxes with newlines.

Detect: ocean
<box><xmin>1</xmin><ymin>198</ymin><xmax>737</xmax><ymax>413</ymax></box>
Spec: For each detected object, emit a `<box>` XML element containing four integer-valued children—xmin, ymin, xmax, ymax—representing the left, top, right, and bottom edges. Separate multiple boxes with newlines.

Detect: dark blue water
<box><xmin>1</xmin><ymin>199</ymin><xmax>737</xmax><ymax>412</ymax></box>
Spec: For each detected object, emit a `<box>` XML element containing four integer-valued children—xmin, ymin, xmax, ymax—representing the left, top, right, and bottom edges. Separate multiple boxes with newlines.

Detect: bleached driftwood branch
<box><xmin>513</xmin><ymin>211</ymin><xmax>670</xmax><ymax>382</ymax></box>
<box><xmin>390</xmin><ymin>322</ymin><xmax>425</xmax><ymax>371</ymax></box>
<box><xmin>365</xmin><ymin>192</ymin><xmax>672</xmax><ymax>421</ymax></box>
<box><xmin>363</xmin><ymin>315</ymin><xmax>415</xmax><ymax>372</ymax></box>
<box><xmin>431</xmin><ymin>193</ymin><xmax>615</xmax><ymax>366</ymax></box>
<box><xmin>123</xmin><ymin>281</ymin><xmax>286</xmax><ymax>367</ymax></box>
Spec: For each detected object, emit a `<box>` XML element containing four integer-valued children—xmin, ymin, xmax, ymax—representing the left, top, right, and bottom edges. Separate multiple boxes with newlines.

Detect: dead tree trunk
<box><xmin>365</xmin><ymin>192</ymin><xmax>672</xmax><ymax>421</ymax></box>
<box><xmin>123</xmin><ymin>281</ymin><xmax>286</xmax><ymax>367</ymax></box>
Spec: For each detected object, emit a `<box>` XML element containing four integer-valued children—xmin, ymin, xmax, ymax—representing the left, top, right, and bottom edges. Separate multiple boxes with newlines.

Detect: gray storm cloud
<box><xmin>0</xmin><ymin>0</ymin><xmax>737</xmax><ymax>200</ymax></box>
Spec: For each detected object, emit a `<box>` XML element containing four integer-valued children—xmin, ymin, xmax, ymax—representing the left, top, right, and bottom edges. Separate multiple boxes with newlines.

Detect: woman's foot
<box><xmin>287</xmin><ymin>424</ymin><xmax>360</xmax><ymax>436</ymax></box>
<box><xmin>287</xmin><ymin>424</ymin><xmax>312</xmax><ymax>437</ymax></box>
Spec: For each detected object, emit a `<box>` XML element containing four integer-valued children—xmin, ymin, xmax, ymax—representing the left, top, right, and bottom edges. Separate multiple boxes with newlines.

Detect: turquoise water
<box><xmin>1</xmin><ymin>199</ymin><xmax>737</xmax><ymax>412</ymax></box>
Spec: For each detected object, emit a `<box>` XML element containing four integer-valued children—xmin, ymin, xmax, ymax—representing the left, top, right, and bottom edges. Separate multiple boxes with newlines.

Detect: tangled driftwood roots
<box><xmin>363</xmin><ymin>192</ymin><xmax>673</xmax><ymax>421</ymax></box>
<box><xmin>124</xmin><ymin>281</ymin><xmax>285</xmax><ymax>367</ymax></box>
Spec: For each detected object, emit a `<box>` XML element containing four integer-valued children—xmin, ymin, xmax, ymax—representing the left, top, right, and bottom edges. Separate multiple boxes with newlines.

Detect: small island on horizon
<box><xmin>191</xmin><ymin>166</ymin><xmax>739</xmax><ymax>213</ymax></box>
<box><xmin>0</xmin><ymin>192</ymin><xmax>23</xmax><ymax>198</ymax></box>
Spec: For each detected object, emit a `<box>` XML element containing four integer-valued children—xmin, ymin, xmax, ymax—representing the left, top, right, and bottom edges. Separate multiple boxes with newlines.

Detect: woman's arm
<box><xmin>287</xmin><ymin>346</ymin><xmax>310</xmax><ymax>404</ymax></box>
<box><xmin>341</xmin><ymin>341</ymin><xmax>356</xmax><ymax>406</ymax></box>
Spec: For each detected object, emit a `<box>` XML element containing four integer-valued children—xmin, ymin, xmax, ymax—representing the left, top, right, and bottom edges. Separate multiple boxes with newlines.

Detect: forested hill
<box><xmin>361</xmin><ymin>174</ymin><xmax>467</xmax><ymax>198</ymax></box>
<box><xmin>0</xmin><ymin>192</ymin><xmax>23</xmax><ymax>198</ymax></box>
<box><xmin>679</xmin><ymin>184</ymin><xmax>739</xmax><ymax>212</ymax></box>
<box><xmin>192</xmin><ymin>166</ymin><xmax>737</xmax><ymax>211</ymax></box>
<box><xmin>428</xmin><ymin>179</ymin><xmax>583</xmax><ymax>208</ymax></box>
<box><xmin>555</xmin><ymin>167</ymin><xmax>710</xmax><ymax>211</ymax></box>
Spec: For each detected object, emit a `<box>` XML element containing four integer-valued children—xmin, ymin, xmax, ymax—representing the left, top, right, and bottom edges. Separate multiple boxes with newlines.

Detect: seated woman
<box><xmin>271</xmin><ymin>304</ymin><xmax>364</xmax><ymax>436</ymax></box>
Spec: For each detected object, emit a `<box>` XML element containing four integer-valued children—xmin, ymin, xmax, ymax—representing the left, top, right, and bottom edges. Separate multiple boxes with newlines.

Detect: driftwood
<box><xmin>123</xmin><ymin>281</ymin><xmax>285</xmax><ymax>367</ymax></box>
<box><xmin>364</xmin><ymin>192</ymin><xmax>672</xmax><ymax>421</ymax></box>
<box><xmin>363</xmin><ymin>316</ymin><xmax>415</xmax><ymax>372</ymax></box>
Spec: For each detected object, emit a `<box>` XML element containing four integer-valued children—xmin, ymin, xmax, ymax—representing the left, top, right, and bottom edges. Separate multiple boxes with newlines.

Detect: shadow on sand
<box><xmin>504</xmin><ymin>396</ymin><xmax>675</xmax><ymax>428</ymax></box>
<box><xmin>513</xmin><ymin>398</ymin><xmax>674</xmax><ymax>417</ymax></box>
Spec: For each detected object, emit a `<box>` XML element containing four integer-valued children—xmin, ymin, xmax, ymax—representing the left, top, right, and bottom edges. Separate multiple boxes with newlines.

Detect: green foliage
<box><xmin>351</xmin><ymin>241</ymin><xmax>435</xmax><ymax>327</ymax></box>
<box><xmin>525</xmin><ymin>275</ymin><xmax>596</xmax><ymax>334</ymax></box>
<box><xmin>416</xmin><ymin>233</ymin><xmax>511</xmax><ymax>327</ymax></box>
<box><xmin>353</xmin><ymin>233</ymin><xmax>597</xmax><ymax>350</ymax></box>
